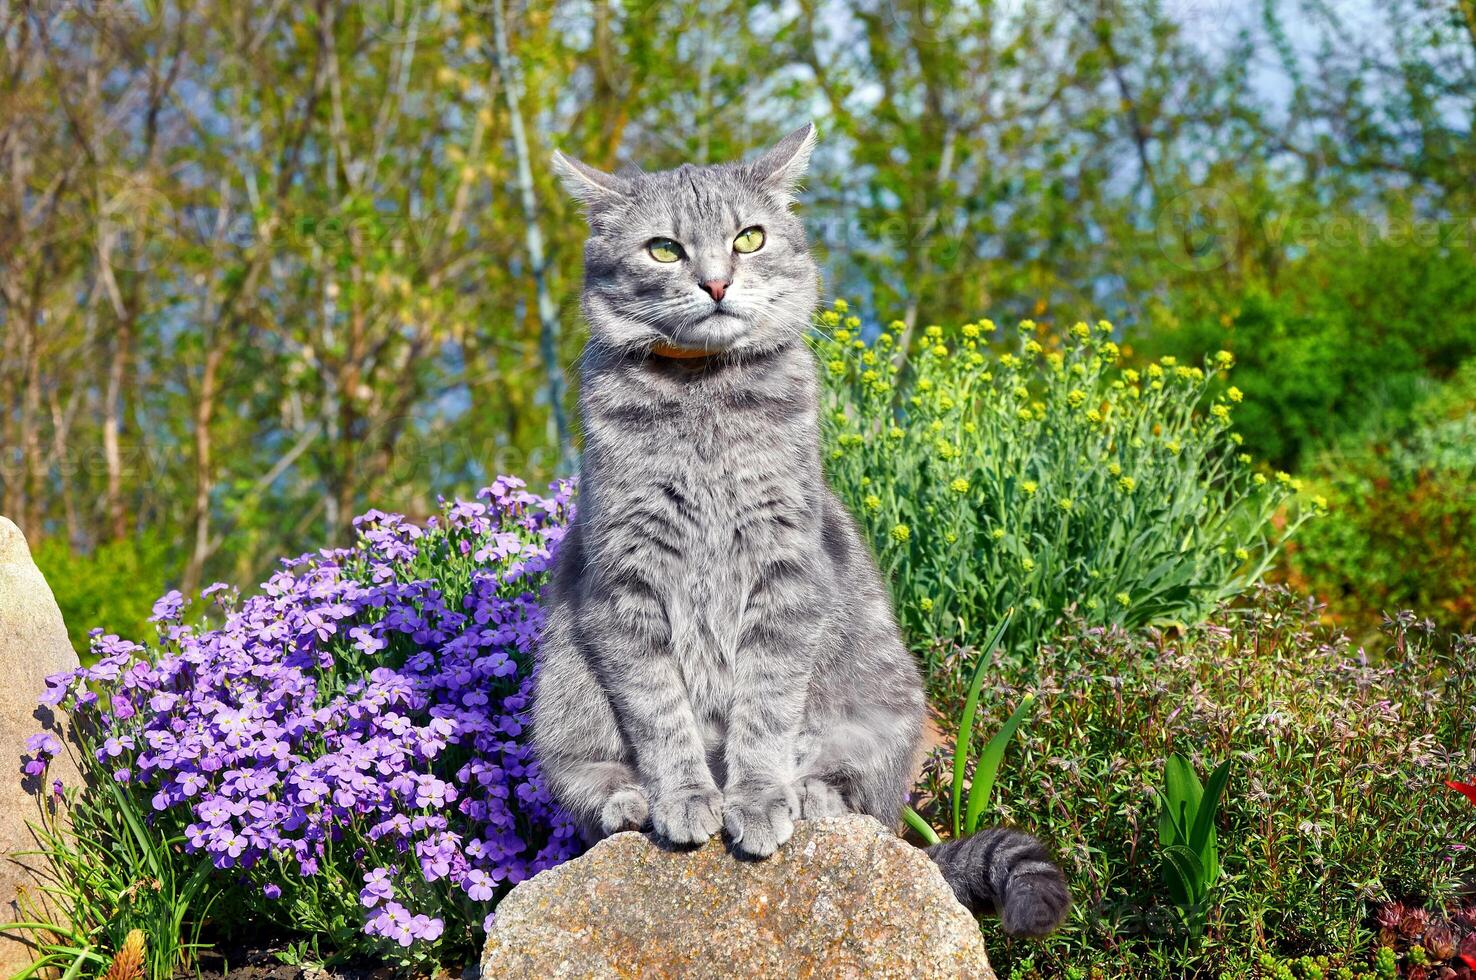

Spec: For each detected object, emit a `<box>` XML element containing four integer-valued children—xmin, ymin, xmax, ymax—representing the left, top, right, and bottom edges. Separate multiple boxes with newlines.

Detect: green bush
<box><xmin>816</xmin><ymin>300</ymin><xmax>1309</xmax><ymax>671</ymax></box>
<box><xmin>1287</xmin><ymin>361</ymin><xmax>1476</xmax><ymax>632</ymax></box>
<box><xmin>915</xmin><ymin>587</ymin><xmax>1476</xmax><ymax>978</ymax></box>
<box><xmin>31</xmin><ymin>531</ymin><xmax>179</xmax><ymax>659</ymax></box>
<box><xmin>1146</xmin><ymin>237</ymin><xmax>1476</xmax><ymax>469</ymax></box>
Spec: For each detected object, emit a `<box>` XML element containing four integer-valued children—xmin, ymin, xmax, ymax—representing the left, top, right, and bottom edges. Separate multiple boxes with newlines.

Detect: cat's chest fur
<box><xmin>581</xmin><ymin>352</ymin><xmax>822</xmax><ymax>722</ymax></box>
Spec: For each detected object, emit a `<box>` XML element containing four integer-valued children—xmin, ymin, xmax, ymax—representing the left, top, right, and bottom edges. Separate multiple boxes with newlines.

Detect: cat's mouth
<box><xmin>661</xmin><ymin>309</ymin><xmax>749</xmax><ymax>351</ymax></box>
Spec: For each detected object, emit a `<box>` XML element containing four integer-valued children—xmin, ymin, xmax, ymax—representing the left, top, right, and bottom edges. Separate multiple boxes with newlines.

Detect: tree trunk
<box><xmin>102</xmin><ymin>319</ymin><xmax>131</xmax><ymax>541</ymax></box>
<box><xmin>491</xmin><ymin>0</ymin><xmax>575</xmax><ymax>472</ymax></box>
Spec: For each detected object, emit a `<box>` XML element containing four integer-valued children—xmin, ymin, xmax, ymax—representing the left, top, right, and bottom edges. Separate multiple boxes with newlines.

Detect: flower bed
<box><xmin>20</xmin><ymin>479</ymin><xmax>579</xmax><ymax>970</ymax></box>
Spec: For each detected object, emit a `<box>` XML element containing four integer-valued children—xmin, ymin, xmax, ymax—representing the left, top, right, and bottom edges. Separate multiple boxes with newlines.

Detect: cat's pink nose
<box><xmin>700</xmin><ymin>280</ymin><xmax>728</xmax><ymax>302</ymax></box>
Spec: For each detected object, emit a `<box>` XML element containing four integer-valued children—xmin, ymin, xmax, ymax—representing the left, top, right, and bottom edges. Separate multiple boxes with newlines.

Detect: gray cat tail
<box><xmin>926</xmin><ymin>828</ymin><xmax>1071</xmax><ymax>936</ymax></box>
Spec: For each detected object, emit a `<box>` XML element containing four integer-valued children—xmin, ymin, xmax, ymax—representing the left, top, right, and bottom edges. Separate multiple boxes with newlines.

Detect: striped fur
<box><xmin>928</xmin><ymin>829</ymin><xmax>1072</xmax><ymax>936</ymax></box>
<box><xmin>531</xmin><ymin>125</ymin><xmax>1068</xmax><ymax>935</ymax></box>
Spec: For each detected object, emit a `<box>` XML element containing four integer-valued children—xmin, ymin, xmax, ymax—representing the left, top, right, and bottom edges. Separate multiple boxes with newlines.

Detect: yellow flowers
<box><xmin>1237</xmin><ymin>453</ymin><xmax>1252</xmax><ymax>464</ymax></box>
<box><xmin>821</xmin><ymin>310</ymin><xmax>841</xmax><ymax>327</ymax></box>
<box><xmin>833</xmin><ymin>298</ymin><xmax>849</xmax><ymax>313</ymax></box>
<box><xmin>1215</xmin><ymin>349</ymin><xmax>1235</xmax><ymax>368</ymax></box>
<box><xmin>845</xmin><ymin>315</ymin><xmax>861</xmax><ymax>329</ymax></box>
<box><xmin>827</xmin><ymin>359</ymin><xmax>846</xmax><ymax>376</ymax></box>
<box><xmin>1233</xmin><ymin>547</ymin><xmax>1249</xmax><ymax>561</ymax></box>
<box><xmin>813</xmin><ymin>301</ymin><xmax>1283</xmax><ymax>653</ymax></box>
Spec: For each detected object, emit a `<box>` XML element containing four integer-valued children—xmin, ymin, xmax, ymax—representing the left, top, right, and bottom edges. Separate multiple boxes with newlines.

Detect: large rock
<box><xmin>480</xmin><ymin>814</ymin><xmax>995</xmax><ymax>979</ymax></box>
<box><xmin>0</xmin><ymin>517</ymin><xmax>83</xmax><ymax>972</ymax></box>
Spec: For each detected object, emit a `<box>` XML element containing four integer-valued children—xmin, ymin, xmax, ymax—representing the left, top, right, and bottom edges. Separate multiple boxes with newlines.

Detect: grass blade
<box><xmin>1189</xmin><ymin>760</ymin><xmax>1232</xmax><ymax>885</ymax></box>
<box><xmin>963</xmin><ymin>693</ymin><xmax>1035</xmax><ymax>835</ymax></box>
<box><xmin>901</xmin><ymin>805</ymin><xmax>942</xmax><ymax>846</ymax></box>
<box><xmin>951</xmin><ymin>608</ymin><xmax>1014</xmax><ymax>838</ymax></box>
<box><xmin>109</xmin><ymin>780</ymin><xmax>164</xmax><ymax>880</ymax></box>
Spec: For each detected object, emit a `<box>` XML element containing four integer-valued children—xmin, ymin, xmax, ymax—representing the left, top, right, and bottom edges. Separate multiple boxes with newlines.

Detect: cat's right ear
<box><xmin>551</xmin><ymin>151</ymin><xmax>630</xmax><ymax>213</ymax></box>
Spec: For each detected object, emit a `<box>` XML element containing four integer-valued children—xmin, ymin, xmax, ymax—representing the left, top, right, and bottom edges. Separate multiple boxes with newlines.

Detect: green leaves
<box><xmin>951</xmin><ymin>609</ymin><xmax>1018</xmax><ymax>838</ymax></box>
<box><xmin>1155</xmin><ymin>753</ymin><xmax>1232</xmax><ymax>940</ymax></box>
<box><xmin>902</xmin><ymin>609</ymin><xmax>1035</xmax><ymax>850</ymax></box>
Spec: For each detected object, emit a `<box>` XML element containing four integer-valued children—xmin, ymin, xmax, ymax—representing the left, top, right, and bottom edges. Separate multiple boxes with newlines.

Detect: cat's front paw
<box><xmin>650</xmin><ymin>784</ymin><xmax>724</xmax><ymax>846</ymax></box>
<box><xmin>723</xmin><ymin>781</ymin><xmax>798</xmax><ymax>858</ymax></box>
<box><xmin>599</xmin><ymin>786</ymin><xmax>651</xmax><ymax>836</ymax></box>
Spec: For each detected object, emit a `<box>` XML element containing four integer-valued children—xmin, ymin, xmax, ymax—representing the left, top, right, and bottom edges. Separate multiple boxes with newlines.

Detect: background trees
<box><xmin>3</xmin><ymin>0</ymin><xmax>1473</xmax><ymax>643</ymax></box>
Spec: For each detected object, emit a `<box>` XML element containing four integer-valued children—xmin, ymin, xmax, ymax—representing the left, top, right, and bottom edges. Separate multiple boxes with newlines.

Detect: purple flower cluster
<box><xmin>25</xmin><ymin>477</ymin><xmax>581</xmax><ymax>953</ymax></box>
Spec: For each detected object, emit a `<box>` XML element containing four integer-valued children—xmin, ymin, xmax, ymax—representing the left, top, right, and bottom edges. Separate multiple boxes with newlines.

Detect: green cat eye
<box><xmin>647</xmin><ymin>238</ymin><xmax>685</xmax><ymax>263</ymax></box>
<box><xmin>733</xmin><ymin>226</ymin><xmax>766</xmax><ymax>254</ymax></box>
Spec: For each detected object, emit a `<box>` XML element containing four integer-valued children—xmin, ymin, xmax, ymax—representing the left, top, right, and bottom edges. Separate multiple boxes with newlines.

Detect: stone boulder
<box><xmin>480</xmin><ymin>813</ymin><xmax>995</xmax><ymax>979</ymax></box>
<box><xmin>0</xmin><ymin>517</ymin><xmax>83</xmax><ymax>972</ymax></box>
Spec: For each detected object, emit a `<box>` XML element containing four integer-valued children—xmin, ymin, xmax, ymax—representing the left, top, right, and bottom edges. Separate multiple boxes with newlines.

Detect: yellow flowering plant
<box><xmin>815</xmin><ymin>300</ymin><xmax>1313</xmax><ymax>665</ymax></box>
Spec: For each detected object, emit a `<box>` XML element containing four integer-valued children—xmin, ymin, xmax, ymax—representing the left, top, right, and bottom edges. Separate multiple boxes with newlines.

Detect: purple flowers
<box><xmin>24</xmin><ymin>478</ymin><xmax>581</xmax><ymax>958</ymax></box>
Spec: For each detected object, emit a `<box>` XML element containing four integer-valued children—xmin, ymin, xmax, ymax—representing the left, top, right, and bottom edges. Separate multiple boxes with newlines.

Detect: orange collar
<box><xmin>650</xmin><ymin>342</ymin><xmax>715</xmax><ymax>360</ymax></box>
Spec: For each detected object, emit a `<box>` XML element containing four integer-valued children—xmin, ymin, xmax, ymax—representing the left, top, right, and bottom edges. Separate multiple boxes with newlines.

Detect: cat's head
<box><xmin>553</xmin><ymin>124</ymin><xmax>820</xmax><ymax>358</ymax></box>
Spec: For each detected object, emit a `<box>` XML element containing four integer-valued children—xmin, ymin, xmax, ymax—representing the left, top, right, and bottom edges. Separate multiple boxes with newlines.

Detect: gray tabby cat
<box><xmin>531</xmin><ymin>124</ymin><xmax>1070</xmax><ymax>936</ymax></box>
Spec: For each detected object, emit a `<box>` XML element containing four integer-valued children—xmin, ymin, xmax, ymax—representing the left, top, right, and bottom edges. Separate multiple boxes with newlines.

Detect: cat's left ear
<box><xmin>751</xmin><ymin>122</ymin><xmax>816</xmax><ymax>197</ymax></box>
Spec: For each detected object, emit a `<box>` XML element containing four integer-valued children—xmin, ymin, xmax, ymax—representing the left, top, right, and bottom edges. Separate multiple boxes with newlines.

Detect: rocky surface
<box><xmin>480</xmin><ymin>813</ymin><xmax>995</xmax><ymax>979</ymax></box>
<box><xmin>0</xmin><ymin>516</ymin><xmax>83</xmax><ymax>972</ymax></box>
